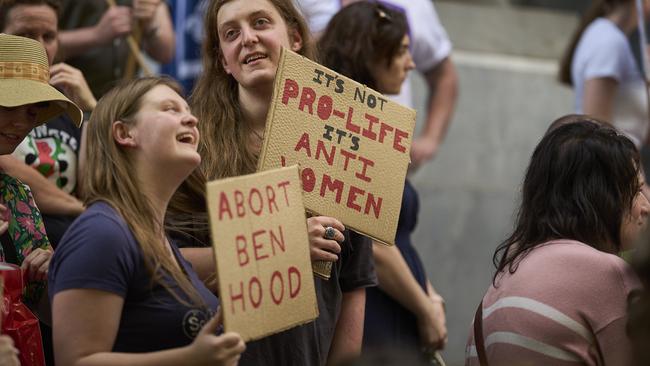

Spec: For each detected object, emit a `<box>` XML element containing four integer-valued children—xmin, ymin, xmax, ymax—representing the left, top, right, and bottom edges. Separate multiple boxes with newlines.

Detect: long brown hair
<box><xmin>168</xmin><ymin>0</ymin><xmax>315</xmax><ymax>244</ymax></box>
<box><xmin>559</xmin><ymin>0</ymin><xmax>634</xmax><ymax>86</ymax></box>
<box><xmin>84</xmin><ymin>76</ymin><xmax>203</xmax><ymax>305</ymax></box>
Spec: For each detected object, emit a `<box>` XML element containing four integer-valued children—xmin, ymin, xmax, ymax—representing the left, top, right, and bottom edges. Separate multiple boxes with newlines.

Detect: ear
<box><xmin>221</xmin><ymin>54</ymin><xmax>232</xmax><ymax>75</ymax></box>
<box><xmin>112</xmin><ymin>121</ymin><xmax>137</xmax><ymax>148</ymax></box>
<box><xmin>288</xmin><ymin>28</ymin><xmax>303</xmax><ymax>52</ymax></box>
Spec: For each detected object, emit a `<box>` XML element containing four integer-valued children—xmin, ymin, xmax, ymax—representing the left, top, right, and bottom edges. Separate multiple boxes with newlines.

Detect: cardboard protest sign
<box><xmin>258</xmin><ymin>48</ymin><xmax>416</xmax><ymax>246</ymax></box>
<box><xmin>206</xmin><ymin>165</ymin><xmax>318</xmax><ymax>341</ymax></box>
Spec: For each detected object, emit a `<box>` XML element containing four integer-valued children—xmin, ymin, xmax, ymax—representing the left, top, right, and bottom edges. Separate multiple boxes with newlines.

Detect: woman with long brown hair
<box><xmin>48</xmin><ymin>77</ymin><xmax>245</xmax><ymax>365</ymax></box>
<box><xmin>168</xmin><ymin>0</ymin><xmax>377</xmax><ymax>365</ymax></box>
<box><xmin>318</xmin><ymin>1</ymin><xmax>446</xmax><ymax>361</ymax></box>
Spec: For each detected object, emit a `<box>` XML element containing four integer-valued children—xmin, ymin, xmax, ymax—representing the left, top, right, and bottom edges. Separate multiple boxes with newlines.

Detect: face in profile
<box><xmin>217</xmin><ymin>0</ymin><xmax>303</xmax><ymax>89</ymax></box>
<box><xmin>0</xmin><ymin>104</ymin><xmax>42</xmax><ymax>155</ymax></box>
<box><xmin>369</xmin><ymin>35</ymin><xmax>415</xmax><ymax>95</ymax></box>
<box><xmin>117</xmin><ymin>85</ymin><xmax>200</xmax><ymax>171</ymax></box>
<box><xmin>620</xmin><ymin>172</ymin><xmax>650</xmax><ymax>251</ymax></box>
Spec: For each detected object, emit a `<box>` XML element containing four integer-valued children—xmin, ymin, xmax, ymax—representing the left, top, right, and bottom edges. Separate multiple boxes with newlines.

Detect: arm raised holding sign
<box><xmin>167</xmin><ymin>0</ymin><xmax>377</xmax><ymax>365</ymax></box>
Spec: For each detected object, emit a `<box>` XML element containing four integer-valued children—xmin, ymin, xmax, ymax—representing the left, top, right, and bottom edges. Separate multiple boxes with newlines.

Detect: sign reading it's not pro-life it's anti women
<box><xmin>258</xmin><ymin>48</ymin><xmax>416</xmax><ymax>247</ymax></box>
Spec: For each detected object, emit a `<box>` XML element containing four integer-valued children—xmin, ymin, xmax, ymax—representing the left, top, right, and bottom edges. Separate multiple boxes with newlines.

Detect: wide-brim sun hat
<box><xmin>0</xmin><ymin>33</ymin><xmax>82</xmax><ymax>127</ymax></box>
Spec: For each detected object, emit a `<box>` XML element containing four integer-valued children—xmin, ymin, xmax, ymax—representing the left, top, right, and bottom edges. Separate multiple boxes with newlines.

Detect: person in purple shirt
<box><xmin>48</xmin><ymin>77</ymin><xmax>245</xmax><ymax>365</ymax></box>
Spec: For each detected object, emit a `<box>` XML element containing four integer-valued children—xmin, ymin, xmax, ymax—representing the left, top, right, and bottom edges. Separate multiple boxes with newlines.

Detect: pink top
<box><xmin>466</xmin><ymin>239</ymin><xmax>641</xmax><ymax>366</ymax></box>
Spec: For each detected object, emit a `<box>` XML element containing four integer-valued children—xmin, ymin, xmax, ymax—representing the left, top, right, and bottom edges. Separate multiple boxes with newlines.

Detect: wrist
<box><xmin>430</xmin><ymin>294</ymin><xmax>446</xmax><ymax>312</ymax></box>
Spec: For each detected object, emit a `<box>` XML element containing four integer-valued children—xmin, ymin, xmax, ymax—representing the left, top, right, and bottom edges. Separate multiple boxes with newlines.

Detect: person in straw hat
<box><xmin>0</xmin><ymin>32</ymin><xmax>81</xmax><ymax>319</ymax></box>
<box><xmin>0</xmin><ymin>0</ymin><xmax>96</xmax><ymax>250</ymax></box>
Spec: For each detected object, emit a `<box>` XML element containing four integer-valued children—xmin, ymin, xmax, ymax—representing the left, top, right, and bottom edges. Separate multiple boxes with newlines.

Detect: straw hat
<box><xmin>0</xmin><ymin>33</ymin><xmax>82</xmax><ymax>127</ymax></box>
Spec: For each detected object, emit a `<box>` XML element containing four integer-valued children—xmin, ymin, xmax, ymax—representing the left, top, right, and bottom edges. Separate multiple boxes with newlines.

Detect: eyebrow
<box><xmin>159</xmin><ymin>98</ymin><xmax>191</xmax><ymax>113</ymax></box>
<box><xmin>218</xmin><ymin>10</ymin><xmax>273</xmax><ymax>32</ymax></box>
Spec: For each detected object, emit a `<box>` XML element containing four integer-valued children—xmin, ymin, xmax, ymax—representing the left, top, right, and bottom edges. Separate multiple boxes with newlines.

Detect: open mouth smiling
<box><xmin>243</xmin><ymin>53</ymin><xmax>267</xmax><ymax>64</ymax></box>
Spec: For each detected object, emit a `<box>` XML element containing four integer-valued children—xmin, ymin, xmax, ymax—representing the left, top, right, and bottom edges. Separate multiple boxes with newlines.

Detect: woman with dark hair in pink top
<box><xmin>467</xmin><ymin>118</ymin><xmax>649</xmax><ymax>366</ymax></box>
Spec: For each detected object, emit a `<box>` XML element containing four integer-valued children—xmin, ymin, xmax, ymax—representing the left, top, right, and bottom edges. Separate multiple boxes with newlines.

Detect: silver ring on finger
<box><xmin>323</xmin><ymin>226</ymin><xmax>336</xmax><ymax>240</ymax></box>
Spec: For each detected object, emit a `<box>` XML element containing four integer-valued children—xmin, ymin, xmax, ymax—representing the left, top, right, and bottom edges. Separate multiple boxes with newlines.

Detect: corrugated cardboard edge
<box><xmin>257</xmin><ymin>47</ymin><xmax>287</xmax><ymax>172</ymax></box>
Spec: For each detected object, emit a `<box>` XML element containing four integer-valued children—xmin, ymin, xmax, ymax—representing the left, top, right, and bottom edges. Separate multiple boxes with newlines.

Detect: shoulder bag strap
<box><xmin>473</xmin><ymin>300</ymin><xmax>489</xmax><ymax>366</ymax></box>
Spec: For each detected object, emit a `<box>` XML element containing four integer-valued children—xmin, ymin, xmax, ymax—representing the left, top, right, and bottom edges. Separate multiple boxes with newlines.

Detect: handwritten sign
<box><xmin>206</xmin><ymin>166</ymin><xmax>318</xmax><ymax>341</ymax></box>
<box><xmin>258</xmin><ymin>48</ymin><xmax>415</xmax><ymax>245</ymax></box>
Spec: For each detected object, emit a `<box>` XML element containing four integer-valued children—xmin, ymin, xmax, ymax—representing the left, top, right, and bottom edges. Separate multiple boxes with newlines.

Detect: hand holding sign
<box><xmin>307</xmin><ymin>216</ymin><xmax>345</xmax><ymax>262</ymax></box>
<box><xmin>188</xmin><ymin>309</ymin><xmax>246</xmax><ymax>366</ymax></box>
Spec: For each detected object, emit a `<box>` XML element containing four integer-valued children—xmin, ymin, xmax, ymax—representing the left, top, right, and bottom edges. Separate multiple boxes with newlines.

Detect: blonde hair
<box><xmin>168</xmin><ymin>0</ymin><xmax>315</xmax><ymax>244</ymax></box>
<box><xmin>84</xmin><ymin>76</ymin><xmax>203</xmax><ymax>306</ymax></box>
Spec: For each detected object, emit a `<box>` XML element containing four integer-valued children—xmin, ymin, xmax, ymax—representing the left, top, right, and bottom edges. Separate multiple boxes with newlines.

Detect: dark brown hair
<box><xmin>318</xmin><ymin>1</ymin><xmax>409</xmax><ymax>90</ymax></box>
<box><xmin>493</xmin><ymin>119</ymin><xmax>640</xmax><ymax>283</ymax></box>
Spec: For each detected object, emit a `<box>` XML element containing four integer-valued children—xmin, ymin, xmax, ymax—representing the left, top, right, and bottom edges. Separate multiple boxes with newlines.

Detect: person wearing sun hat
<box><xmin>1</xmin><ymin>0</ymin><xmax>93</xmax><ymax>254</ymax></box>
<box><xmin>0</xmin><ymin>32</ymin><xmax>81</xmax><ymax>320</ymax></box>
<box><xmin>0</xmin><ymin>33</ymin><xmax>82</xmax><ymax>128</ymax></box>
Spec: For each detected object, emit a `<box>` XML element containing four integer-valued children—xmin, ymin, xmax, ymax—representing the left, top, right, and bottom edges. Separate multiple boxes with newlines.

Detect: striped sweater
<box><xmin>466</xmin><ymin>239</ymin><xmax>640</xmax><ymax>366</ymax></box>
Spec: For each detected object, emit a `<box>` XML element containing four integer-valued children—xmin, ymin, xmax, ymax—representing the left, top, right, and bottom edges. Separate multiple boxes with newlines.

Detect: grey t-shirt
<box><xmin>238</xmin><ymin>230</ymin><xmax>377</xmax><ymax>366</ymax></box>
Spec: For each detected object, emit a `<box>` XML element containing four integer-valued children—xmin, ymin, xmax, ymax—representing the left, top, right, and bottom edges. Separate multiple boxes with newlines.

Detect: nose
<box><xmin>241</xmin><ymin>25</ymin><xmax>258</xmax><ymax>47</ymax></box>
<box><xmin>9</xmin><ymin>105</ymin><xmax>39</xmax><ymax>129</ymax></box>
<box><xmin>182</xmin><ymin>113</ymin><xmax>198</xmax><ymax>128</ymax></box>
<box><xmin>405</xmin><ymin>51</ymin><xmax>416</xmax><ymax>71</ymax></box>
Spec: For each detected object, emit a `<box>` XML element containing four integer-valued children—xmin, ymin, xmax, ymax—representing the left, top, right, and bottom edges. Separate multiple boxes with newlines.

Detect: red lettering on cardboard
<box><xmin>249</xmin><ymin>188</ymin><xmax>263</xmax><ymax>216</ymax></box>
<box><xmin>378</xmin><ymin>122</ymin><xmax>394</xmax><ymax>143</ymax></box>
<box><xmin>295</xmin><ymin>132</ymin><xmax>312</xmax><ymax>157</ymax></box>
<box><xmin>320</xmin><ymin>174</ymin><xmax>344</xmax><ymax>203</ymax></box>
<box><xmin>270</xmin><ymin>225</ymin><xmax>286</xmax><ymax>255</ymax></box>
<box><xmin>317</xmin><ymin>95</ymin><xmax>333</xmax><ymax>120</ymax></box>
<box><xmin>299</xmin><ymin>87</ymin><xmax>316</xmax><ymax>114</ymax></box>
<box><xmin>347</xmin><ymin>186</ymin><xmax>364</xmax><ymax>212</ymax></box>
<box><xmin>252</xmin><ymin>229</ymin><xmax>269</xmax><ymax>261</ymax></box>
<box><xmin>236</xmin><ymin>235</ymin><xmax>250</xmax><ymax>266</ymax></box>
<box><xmin>301</xmin><ymin>167</ymin><xmax>316</xmax><ymax>192</ymax></box>
<box><xmin>362</xmin><ymin>113</ymin><xmax>379</xmax><ymax>140</ymax></box>
<box><xmin>315</xmin><ymin>139</ymin><xmax>335</xmax><ymax>166</ymax></box>
<box><xmin>219</xmin><ymin>191</ymin><xmax>232</xmax><ymax>220</ymax></box>
<box><xmin>270</xmin><ymin>270</ymin><xmax>284</xmax><ymax>305</ymax></box>
<box><xmin>364</xmin><ymin>193</ymin><xmax>382</xmax><ymax>219</ymax></box>
<box><xmin>393</xmin><ymin>128</ymin><xmax>408</xmax><ymax>153</ymax></box>
<box><xmin>265</xmin><ymin>185</ymin><xmax>278</xmax><ymax>213</ymax></box>
<box><xmin>345</xmin><ymin>106</ymin><xmax>360</xmax><ymax>133</ymax></box>
<box><xmin>339</xmin><ymin>149</ymin><xmax>356</xmax><ymax>171</ymax></box>
<box><xmin>282</xmin><ymin>78</ymin><xmax>299</xmax><ymax>105</ymax></box>
<box><xmin>249</xmin><ymin>277</ymin><xmax>262</xmax><ymax>309</ymax></box>
<box><xmin>277</xmin><ymin>180</ymin><xmax>291</xmax><ymax>206</ymax></box>
<box><xmin>229</xmin><ymin>281</ymin><xmax>246</xmax><ymax>314</ymax></box>
<box><xmin>234</xmin><ymin>190</ymin><xmax>245</xmax><ymax>217</ymax></box>
<box><xmin>355</xmin><ymin>156</ymin><xmax>374</xmax><ymax>183</ymax></box>
<box><xmin>288</xmin><ymin>266</ymin><xmax>301</xmax><ymax>298</ymax></box>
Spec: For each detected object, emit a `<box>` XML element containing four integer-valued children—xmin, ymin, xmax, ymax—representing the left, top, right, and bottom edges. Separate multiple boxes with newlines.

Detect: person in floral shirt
<box><xmin>0</xmin><ymin>33</ymin><xmax>82</xmax><ymax>303</ymax></box>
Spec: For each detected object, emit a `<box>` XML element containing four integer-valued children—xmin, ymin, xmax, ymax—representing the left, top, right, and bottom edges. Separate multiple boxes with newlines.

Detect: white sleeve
<box><xmin>581</xmin><ymin>35</ymin><xmax>628</xmax><ymax>82</ymax></box>
<box><xmin>293</xmin><ymin>0</ymin><xmax>340</xmax><ymax>34</ymax></box>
